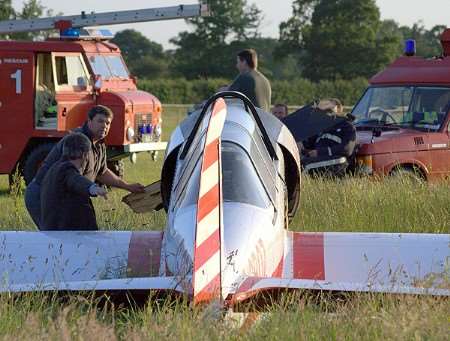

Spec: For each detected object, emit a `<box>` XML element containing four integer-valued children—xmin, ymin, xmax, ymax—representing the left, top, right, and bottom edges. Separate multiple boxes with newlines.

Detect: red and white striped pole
<box><xmin>193</xmin><ymin>98</ymin><xmax>227</xmax><ymax>305</ymax></box>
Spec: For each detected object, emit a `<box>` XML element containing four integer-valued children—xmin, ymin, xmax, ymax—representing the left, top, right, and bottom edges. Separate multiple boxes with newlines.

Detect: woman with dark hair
<box><xmin>25</xmin><ymin>105</ymin><xmax>144</xmax><ymax>228</ymax></box>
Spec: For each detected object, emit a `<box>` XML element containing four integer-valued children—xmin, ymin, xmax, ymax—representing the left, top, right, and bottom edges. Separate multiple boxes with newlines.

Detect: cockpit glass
<box><xmin>174</xmin><ymin>141</ymin><xmax>272</xmax><ymax>210</ymax></box>
<box><xmin>221</xmin><ymin>142</ymin><xmax>271</xmax><ymax>208</ymax></box>
<box><xmin>352</xmin><ymin>86</ymin><xmax>450</xmax><ymax>131</ymax></box>
<box><xmin>178</xmin><ymin>158</ymin><xmax>201</xmax><ymax>209</ymax></box>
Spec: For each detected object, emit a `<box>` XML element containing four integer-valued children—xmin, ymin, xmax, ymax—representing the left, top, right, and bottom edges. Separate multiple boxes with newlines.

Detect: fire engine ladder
<box><xmin>0</xmin><ymin>4</ymin><xmax>208</xmax><ymax>34</ymax></box>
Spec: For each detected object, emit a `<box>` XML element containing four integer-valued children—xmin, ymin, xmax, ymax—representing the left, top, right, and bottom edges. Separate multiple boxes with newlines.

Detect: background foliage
<box><xmin>138</xmin><ymin>77</ymin><xmax>368</xmax><ymax>105</ymax></box>
<box><xmin>0</xmin><ymin>0</ymin><xmax>446</xmax><ymax>104</ymax></box>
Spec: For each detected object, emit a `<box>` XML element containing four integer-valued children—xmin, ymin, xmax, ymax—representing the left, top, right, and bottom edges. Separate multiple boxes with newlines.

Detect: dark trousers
<box><xmin>302</xmin><ymin>155</ymin><xmax>349</xmax><ymax>177</ymax></box>
<box><xmin>24</xmin><ymin>180</ymin><xmax>41</xmax><ymax>228</ymax></box>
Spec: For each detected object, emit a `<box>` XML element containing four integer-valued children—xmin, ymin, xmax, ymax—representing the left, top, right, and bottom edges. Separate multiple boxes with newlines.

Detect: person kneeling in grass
<box><xmin>40</xmin><ymin>133</ymin><xmax>108</xmax><ymax>231</ymax></box>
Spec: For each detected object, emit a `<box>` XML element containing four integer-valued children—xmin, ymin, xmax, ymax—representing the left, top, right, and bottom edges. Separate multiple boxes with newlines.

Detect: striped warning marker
<box><xmin>193</xmin><ymin>98</ymin><xmax>227</xmax><ymax>305</ymax></box>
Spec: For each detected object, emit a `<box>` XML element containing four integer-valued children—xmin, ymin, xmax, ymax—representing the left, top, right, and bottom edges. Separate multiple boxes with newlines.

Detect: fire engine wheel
<box><xmin>23</xmin><ymin>143</ymin><xmax>56</xmax><ymax>185</ymax></box>
<box><xmin>390</xmin><ymin>166</ymin><xmax>425</xmax><ymax>183</ymax></box>
<box><xmin>107</xmin><ymin>160</ymin><xmax>125</xmax><ymax>179</ymax></box>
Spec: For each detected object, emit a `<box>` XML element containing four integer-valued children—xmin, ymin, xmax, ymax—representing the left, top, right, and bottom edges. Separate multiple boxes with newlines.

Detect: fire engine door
<box><xmin>0</xmin><ymin>52</ymin><xmax>34</xmax><ymax>174</ymax></box>
<box><xmin>51</xmin><ymin>52</ymin><xmax>94</xmax><ymax>131</ymax></box>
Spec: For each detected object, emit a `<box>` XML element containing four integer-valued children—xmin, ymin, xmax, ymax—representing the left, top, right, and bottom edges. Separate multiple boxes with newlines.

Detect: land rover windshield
<box><xmin>352</xmin><ymin>86</ymin><xmax>450</xmax><ymax>131</ymax></box>
<box><xmin>87</xmin><ymin>54</ymin><xmax>129</xmax><ymax>79</ymax></box>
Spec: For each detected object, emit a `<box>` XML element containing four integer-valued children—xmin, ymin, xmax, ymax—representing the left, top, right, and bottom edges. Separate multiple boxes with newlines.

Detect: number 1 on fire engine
<box><xmin>10</xmin><ymin>69</ymin><xmax>22</xmax><ymax>94</ymax></box>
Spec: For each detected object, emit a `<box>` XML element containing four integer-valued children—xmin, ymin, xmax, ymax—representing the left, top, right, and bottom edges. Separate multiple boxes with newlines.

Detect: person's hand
<box><xmin>126</xmin><ymin>183</ymin><xmax>145</xmax><ymax>193</ymax></box>
<box><xmin>93</xmin><ymin>186</ymin><xmax>108</xmax><ymax>200</ymax></box>
<box><xmin>308</xmin><ymin>149</ymin><xmax>318</xmax><ymax>157</ymax></box>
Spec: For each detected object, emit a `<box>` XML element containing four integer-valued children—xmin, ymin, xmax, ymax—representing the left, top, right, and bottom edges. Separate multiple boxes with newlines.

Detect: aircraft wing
<box><xmin>0</xmin><ymin>231</ymin><xmax>186</xmax><ymax>294</ymax></box>
<box><xmin>229</xmin><ymin>232</ymin><xmax>449</xmax><ymax>304</ymax></box>
<box><xmin>5</xmin><ymin>276</ymin><xmax>185</xmax><ymax>294</ymax></box>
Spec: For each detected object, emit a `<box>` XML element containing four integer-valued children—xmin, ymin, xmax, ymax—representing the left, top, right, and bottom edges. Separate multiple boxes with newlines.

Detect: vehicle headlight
<box><xmin>127</xmin><ymin>127</ymin><xmax>135</xmax><ymax>141</ymax></box>
<box><xmin>154</xmin><ymin>124</ymin><xmax>162</xmax><ymax>139</ymax></box>
<box><xmin>356</xmin><ymin>155</ymin><xmax>373</xmax><ymax>174</ymax></box>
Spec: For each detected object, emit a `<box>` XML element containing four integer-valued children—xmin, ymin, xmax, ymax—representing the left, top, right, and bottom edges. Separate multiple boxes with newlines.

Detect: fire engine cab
<box><xmin>352</xmin><ymin>28</ymin><xmax>450</xmax><ymax>180</ymax></box>
<box><xmin>0</xmin><ymin>4</ymin><xmax>208</xmax><ymax>184</ymax></box>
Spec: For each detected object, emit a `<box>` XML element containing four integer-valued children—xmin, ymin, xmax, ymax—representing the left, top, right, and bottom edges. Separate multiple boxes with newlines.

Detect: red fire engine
<box><xmin>0</xmin><ymin>4</ymin><xmax>208</xmax><ymax>184</ymax></box>
<box><xmin>353</xmin><ymin>28</ymin><xmax>450</xmax><ymax>180</ymax></box>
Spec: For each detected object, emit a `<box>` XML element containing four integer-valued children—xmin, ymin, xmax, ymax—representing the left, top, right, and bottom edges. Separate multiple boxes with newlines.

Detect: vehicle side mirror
<box><xmin>94</xmin><ymin>75</ymin><xmax>102</xmax><ymax>92</ymax></box>
<box><xmin>131</xmin><ymin>75</ymin><xmax>138</xmax><ymax>85</ymax></box>
<box><xmin>77</xmin><ymin>77</ymin><xmax>87</xmax><ymax>90</ymax></box>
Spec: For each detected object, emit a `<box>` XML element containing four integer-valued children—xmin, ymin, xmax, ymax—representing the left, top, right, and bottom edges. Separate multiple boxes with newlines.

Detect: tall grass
<box><xmin>0</xmin><ymin>106</ymin><xmax>448</xmax><ymax>339</ymax></box>
<box><xmin>0</xmin><ymin>291</ymin><xmax>448</xmax><ymax>340</ymax></box>
<box><xmin>294</xmin><ymin>176</ymin><xmax>450</xmax><ymax>233</ymax></box>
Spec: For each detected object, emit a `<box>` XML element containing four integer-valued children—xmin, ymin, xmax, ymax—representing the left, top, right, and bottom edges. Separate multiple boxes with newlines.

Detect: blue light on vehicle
<box><xmin>99</xmin><ymin>29</ymin><xmax>114</xmax><ymax>38</ymax></box>
<box><xmin>404</xmin><ymin>39</ymin><xmax>416</xmax><ymax>56</ymax></box>
<box><xmin>61</xmin><ymin>28</ymin><xmax>80</xmax><ymax>38</ymax></box>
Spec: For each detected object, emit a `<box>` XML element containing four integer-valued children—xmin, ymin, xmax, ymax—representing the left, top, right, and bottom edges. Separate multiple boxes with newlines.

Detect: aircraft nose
<box><xmin>221</xmin><ymin>202</ymin><xmax>276</xmax><ymax>297</ymax></box>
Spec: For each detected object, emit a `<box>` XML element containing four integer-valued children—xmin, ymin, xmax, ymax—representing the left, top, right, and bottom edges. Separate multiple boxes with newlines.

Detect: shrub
<box><xmin>138</xmin><ymin>77</ymin><xmax>368</xmax><ymax>106</ymax></box>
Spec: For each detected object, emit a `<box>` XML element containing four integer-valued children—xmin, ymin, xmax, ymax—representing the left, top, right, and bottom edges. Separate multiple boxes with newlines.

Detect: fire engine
<box><xmin>0</xmin><ymin>4</ymin><xmax>208</xmax><ymax>185</ymax></box>
<box><xmin>352</xmin><ymin>28</ymin><xmax>450</xmax><ymax>180</ymax></box>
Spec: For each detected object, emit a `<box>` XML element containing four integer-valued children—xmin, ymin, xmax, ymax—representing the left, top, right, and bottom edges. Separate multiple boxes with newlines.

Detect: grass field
<box><xmin>0</xmin><ymin>105</ymin><xmax>448</xmax><ymax>340</ymax></box>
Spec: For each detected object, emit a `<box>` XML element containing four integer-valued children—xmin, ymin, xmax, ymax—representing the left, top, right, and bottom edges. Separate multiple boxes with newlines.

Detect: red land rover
<box><xmin>352</xmin><ymin>28</ymin><xmax>450</xmax><ymax>180</ymax></box>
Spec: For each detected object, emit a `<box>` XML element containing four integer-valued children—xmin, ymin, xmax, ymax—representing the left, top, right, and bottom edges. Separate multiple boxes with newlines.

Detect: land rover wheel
<box><xmin>23</xmin><ymin>143</ymin><xmax>56</xmax><ymax>185</ymax></box>
<box><xmin>107</xmin><ymin>160</ymin><xmax>124</xmax><ymax>179</ymax></box>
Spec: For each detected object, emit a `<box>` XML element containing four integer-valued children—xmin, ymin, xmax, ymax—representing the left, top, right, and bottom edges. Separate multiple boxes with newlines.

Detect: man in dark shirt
<box><xmin>302</xmin><ymin>119</ymin><xmax>356</xmax><ymax>162</ymax></box>
<box><xmin>25</xmin><ymin>105</ymin><xmax>144</xmax><ymax>228</ymax></box>
<box><xmin>301</xmin><ymin>99</ymin><xmax>356</xmax><ymax>176</ymax></box>
<box><xmin>228</xmin><ymin>49</ymin><xmax>272</xmax><ymax>112</ymax></box>
<box><xmin>40</xmin><ymin>133</ymin><xmax>108</xmax><ymax>230</ymax></box>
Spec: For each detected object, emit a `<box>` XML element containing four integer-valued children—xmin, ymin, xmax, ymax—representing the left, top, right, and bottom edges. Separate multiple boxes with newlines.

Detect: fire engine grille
<box><xmin>414</xmin><ymin>137</ymin><xmax>424</xmax><ymax>145</ymax></box>
<box><xmin>134</xmin><ymin>112</ymin><xmax>153</xmax><ymax>142</ymax></box>
<box><xmin>135</xmin><ymin>113</ymin><xmax>153</xmax><ymax>130</ymax></box>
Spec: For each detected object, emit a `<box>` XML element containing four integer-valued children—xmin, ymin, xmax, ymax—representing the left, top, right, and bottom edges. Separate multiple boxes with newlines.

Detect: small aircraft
<box><xmin>0</xmin><ymin>92</ymin><xmax>448</xmax><ymax>307</ymax></box>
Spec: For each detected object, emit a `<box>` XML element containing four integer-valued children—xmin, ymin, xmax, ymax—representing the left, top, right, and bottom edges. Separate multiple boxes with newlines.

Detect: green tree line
<box><xmin>138</xmin><ymin>77</ymin><xmax>368</xmax><ymax>106</ymax></box>
<box><xmin>111</xmin><ymin>0</ymin><xmax>446</xmax><ymax>82</ymax></box>
<box><xmin>0</xmin><ymin>0</ymin><xmax>59</xmax><ymax>40</ymax></box>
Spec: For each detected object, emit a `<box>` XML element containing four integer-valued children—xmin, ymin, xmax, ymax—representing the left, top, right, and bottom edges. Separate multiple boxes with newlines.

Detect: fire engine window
<box><xmin>88</xmin><ymin>55</ymin><xmax>112</xmax><ymax>79</ymax></box>
<box><xmin>35</xmin><ymin>53</ymin><xmax>57</xmax><ymax>128</ymax></box>
<box><xmin>55</xmin><ymin>56</ymin><xmax>89</xmax><ymax>88</ymax></box>
<box><xmin>105</xmin><ymin>56</ymin><xmax>129</xmax><ymax>78</ymax></box>
<box><xmin>36</xmin><ymin>53</ymin><xmax>54</xmax><ymax>89</ymax></box>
